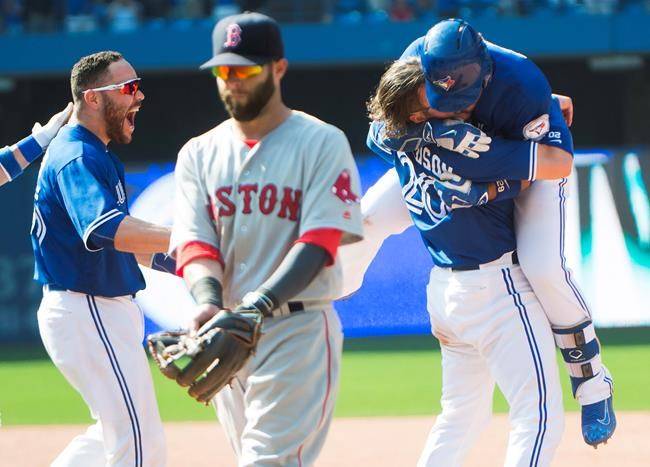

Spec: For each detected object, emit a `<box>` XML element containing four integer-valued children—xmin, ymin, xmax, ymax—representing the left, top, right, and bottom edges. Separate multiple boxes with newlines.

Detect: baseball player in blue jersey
<box><xmin>402</xmin><ymin>19</ymin><xmax>614</xmax><ymax>449</ymax></box>
<box><xmin>364</xmin><ymin>57</ymin><xmax>568</xmax><ymax>466</ymax></box>
<box><xmin>32</xmin><ymin>51</ymin><xmax>173</xmax><ymax>466</ymax></box>
<box><xmin>0</xmin><ymin>103</ymin><xmax>72</xmax><ymax>187</ymax></box>
<box><xmin>339</xmin><ymin>18</ymin><xmax>615</xmax><ymax>464</ymax></box>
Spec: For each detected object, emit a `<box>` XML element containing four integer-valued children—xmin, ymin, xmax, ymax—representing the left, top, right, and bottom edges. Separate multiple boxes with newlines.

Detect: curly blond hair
<box><xmin>367</xmin><ymin>58</ymin><xmax>424</xmax><ymax>137</ymax></box>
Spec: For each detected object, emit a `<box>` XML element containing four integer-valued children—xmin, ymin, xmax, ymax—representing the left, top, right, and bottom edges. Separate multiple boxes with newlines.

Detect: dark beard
<box><xmin>103</xmin><ymin>97</ymin><xmax>130</xmax><ymax>144</ymax></box>
<box><xmin>220</xmin><ymin>72</ymin><xmax>275</xmax><ymax>122</ymax></box>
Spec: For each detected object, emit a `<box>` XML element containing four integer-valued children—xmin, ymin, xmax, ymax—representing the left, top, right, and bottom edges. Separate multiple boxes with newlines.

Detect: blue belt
<box><xmin>287</xmin><ymin>302</ymin><xmax>305</xmax><ymax>313</ymax></box>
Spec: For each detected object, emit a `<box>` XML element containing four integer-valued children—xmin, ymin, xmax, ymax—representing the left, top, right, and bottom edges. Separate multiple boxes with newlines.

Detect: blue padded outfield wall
<box><xmin>1</xmin><ymin>149</ymin><xmax>648</xmax><ymax>342</ymax></box>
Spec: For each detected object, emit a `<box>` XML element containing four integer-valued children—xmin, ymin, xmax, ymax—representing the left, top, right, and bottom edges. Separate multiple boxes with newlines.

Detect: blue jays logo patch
<box><xmin>433</xmin><ymin>76</ymin><xmax>455</xmax><ymax>92</ymax></box>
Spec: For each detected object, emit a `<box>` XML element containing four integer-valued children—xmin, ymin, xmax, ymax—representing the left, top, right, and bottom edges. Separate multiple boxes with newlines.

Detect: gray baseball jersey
<box><xmin>170</xmin><ymin>110</ymin><xmax>363</xmax><ymax>307</ymax></box>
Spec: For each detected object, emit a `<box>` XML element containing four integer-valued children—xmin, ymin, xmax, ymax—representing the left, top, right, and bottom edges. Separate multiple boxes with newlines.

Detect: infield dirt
<box><xmin>1</xmin><ymin>412</ymin><xmax>646</xmax><ymax>466</ymax></box>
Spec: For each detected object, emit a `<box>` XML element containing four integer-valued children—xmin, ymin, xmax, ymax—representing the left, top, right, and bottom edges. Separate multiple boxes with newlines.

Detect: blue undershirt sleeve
<box><xmin>436</xmin><ymin>137</ymin><xmax>539</xmax><ymax>182</ymax></box>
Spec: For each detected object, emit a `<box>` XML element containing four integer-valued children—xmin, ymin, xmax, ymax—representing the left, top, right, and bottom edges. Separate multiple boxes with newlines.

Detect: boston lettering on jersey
<box><xmin>210</xmin><ymin>183</ymin><xmax>302</xmax><ymax>220</ymax></box>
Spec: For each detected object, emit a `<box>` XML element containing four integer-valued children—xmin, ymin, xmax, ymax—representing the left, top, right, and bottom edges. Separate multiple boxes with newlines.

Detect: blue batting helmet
<box><xmin>419</xmin><ymin>19</ymin><xmax>493</xmax><ymax>113</ymax></box>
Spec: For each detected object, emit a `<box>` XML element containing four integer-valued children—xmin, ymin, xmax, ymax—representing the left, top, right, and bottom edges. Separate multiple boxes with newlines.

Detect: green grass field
<box><xmin>1</xmin><ymin>328</ymin><xmax>649</xmax><ymax>425</ymax></box>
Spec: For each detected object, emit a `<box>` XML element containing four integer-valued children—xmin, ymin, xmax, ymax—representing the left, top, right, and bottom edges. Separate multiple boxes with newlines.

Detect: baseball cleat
<box><xmin>582</xmin><ymin>396</ymin><xmax>616</xmax><ymax>447</ymax></box>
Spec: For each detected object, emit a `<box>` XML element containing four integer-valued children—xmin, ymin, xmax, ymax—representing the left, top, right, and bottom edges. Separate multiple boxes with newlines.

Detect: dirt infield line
<box><xmin>1</xmin><ymin>412</ymin><xmax>647</xmax><ymax>466</ymax></box>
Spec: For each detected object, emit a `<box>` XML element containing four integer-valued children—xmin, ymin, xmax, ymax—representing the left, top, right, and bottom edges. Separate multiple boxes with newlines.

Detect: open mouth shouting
<box><xmin>124</xmin><ymin>106</ymin><xmax>140</xmax><ymax>133</ymax></box>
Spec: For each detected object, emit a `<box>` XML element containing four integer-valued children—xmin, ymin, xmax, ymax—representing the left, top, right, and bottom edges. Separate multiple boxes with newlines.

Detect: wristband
<box><xmin>493</xmin><ymin>179</ymin><xmax>522</xmax><ymax>202</ymax></box>
<box><xmin>151</xmin><ymin>253</ymin><xmax>176</xmax><ymax>275</ymax></box>
<box><xmin>0</xmin><ymin>146</ymin><xmax>23</xmax><ymax>180</ymax></box>
<box><xmin>239</xmin><ymin>288</ymin><xmax>279</xmax><ymax>317</ymax></box>
<box><xmin>16</xmin><ymin>135</ymin><xmax>44</xmax><ymax>163</ymax></box>
<box><xmin>190</xmin><ymin>276</ymin><xmax>223</xmax><ymax>307</ymax></box>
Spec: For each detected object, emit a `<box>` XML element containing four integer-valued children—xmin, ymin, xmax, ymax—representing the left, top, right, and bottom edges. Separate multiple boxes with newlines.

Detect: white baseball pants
<box><xmin>515</xmin><ymin>178</ymin><xmax>611</xmax><ymax>405</ymax></box>
<box><xmin>213</xmin><ymin>306</ymin><xmax>343</xmax><ymax>467</ymax></box>
<box><xmin>340</xmin><ymin>169</ymin><xmax>612</xmax><ymax>405</ymax></box>
<box><xmin>419</xmin><ymin>261</ymin><xmax>564</xmax><ymax>467</ymax></box>
<box><xmin>37</xmin><ymin>289</ymin><xmax>166</xmax><ymax>467</ymax></box>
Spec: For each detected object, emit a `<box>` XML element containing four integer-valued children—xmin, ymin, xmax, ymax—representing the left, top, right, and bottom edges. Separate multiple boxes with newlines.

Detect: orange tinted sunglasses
<box><xmin>211</xmin><ymin>65</ymin><xmax>263</xmax><ymax>80</ymax></box>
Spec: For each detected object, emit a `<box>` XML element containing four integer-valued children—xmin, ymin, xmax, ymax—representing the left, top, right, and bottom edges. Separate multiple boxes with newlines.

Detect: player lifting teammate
<box><xmin>340</xmin><ymin>18</ymin><xmax>615</xmax><ymax>465</ymax></box>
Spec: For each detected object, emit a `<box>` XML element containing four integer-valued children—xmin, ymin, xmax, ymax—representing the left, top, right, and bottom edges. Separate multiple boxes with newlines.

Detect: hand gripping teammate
<box><xmin>168</xmin><ymin>13</ymin><xmax>363</xmax><ymax>466</ymax></box>
<box><xmin>342</xmin><ymin>19</ymin><xmax>615</xmax><ymax>450</ymax></box>
<box><xmin>0</xmin><ymin>103</ymin><xmax>72</xmax><ymax>186</ymax></box>
<box><xmin>32</xmin><ymin>52</ymin><xmax>173</xmax><ymax>466</ymax></box>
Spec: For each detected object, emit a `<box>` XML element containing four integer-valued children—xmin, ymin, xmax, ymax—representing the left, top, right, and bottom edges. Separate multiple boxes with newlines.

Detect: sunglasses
<box><xmin>84</xmin><ymin>78</ymin><xmax>141</xmax><ymax>96</ymax></box>
<box><xmin>211</xmin><ymin>65</ymin><xmax>263</xmax><ymax>80</ymax></box>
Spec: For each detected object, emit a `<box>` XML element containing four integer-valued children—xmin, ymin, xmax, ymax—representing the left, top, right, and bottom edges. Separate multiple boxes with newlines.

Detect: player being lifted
<box><xmin>0</xmin><ymin>103</ymin><xmax>72</xmax><ymax>187</ymax></box>
<box><xmin>340</xmin><ymin>18</ymin><xmax>615</xmax><ymax>459</ymax></box>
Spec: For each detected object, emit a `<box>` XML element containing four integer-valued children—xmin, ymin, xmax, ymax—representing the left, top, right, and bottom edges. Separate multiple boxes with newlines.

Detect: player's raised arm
<box><xmin>0</xmin><ymin>103</ymin><xmax>72</xmax><ymax>186</ymax></box>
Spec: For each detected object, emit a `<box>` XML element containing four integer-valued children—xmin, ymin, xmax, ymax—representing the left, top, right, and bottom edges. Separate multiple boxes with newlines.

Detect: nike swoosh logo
<box><xmin>440</xmin><ymin>130</ymin><xmax>457</xmax><ymax>138</ymax></box>
<box><xmin>597</xmin><ymin>403</ymin><xmax>610</xmax><ymax>425</ymax></box>
<box><xmin>549</xmin><ymin>139</ymin><xmax>562</xmax><ymax>143</ymax></box>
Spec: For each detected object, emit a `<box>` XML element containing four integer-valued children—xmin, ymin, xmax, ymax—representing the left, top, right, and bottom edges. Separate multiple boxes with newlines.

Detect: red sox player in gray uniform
<box><xmin>169</xmin><ymin>13</ymin><xmax>363</xmax><ymax>466</ymax></box>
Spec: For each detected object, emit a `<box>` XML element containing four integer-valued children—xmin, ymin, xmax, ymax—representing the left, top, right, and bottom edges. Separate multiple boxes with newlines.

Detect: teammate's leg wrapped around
<box><xmin>338</xmin><ymin>168</ymin><xmax>412</xmax><ymax>298</ymax></box>
<box><xmin>515</xmin><ymin>178</ymin><xmax>616</xmax><ymax>446</ymax></box>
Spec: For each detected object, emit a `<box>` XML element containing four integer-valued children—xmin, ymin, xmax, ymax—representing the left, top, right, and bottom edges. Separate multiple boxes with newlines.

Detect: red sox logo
<box><xmin>433</xmin><ymin>75</ymin><xmax>456</xmax><ymax>92</ymax></box>
<box><xmin>224</xmin><ymin>23</ymin><xmax>242</xmax><ymax>48</ymax></box>
<box><xmin>331</xmin><ymin>170</ymin><xmax>359</xmax><ymax>204</ymax></box>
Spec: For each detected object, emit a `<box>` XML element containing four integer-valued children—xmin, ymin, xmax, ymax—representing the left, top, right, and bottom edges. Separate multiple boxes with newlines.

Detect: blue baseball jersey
<box><xmin>366</xmin><ymin>39</ymin><xmax>574</xmax><ymax>268</ymax></box>
<box><xmin>368</xmin><ymin>125</ymin><xmax>517</xmax><ymax>268</ymax></box>
<box><xmin>31</xmin><ymin>124</ymin><xmax>145</xmax><ymax>297</ymax></box>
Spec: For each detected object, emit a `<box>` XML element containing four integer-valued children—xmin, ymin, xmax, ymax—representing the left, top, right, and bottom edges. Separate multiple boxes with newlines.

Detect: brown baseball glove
<box><xmin>147</xmin><ymin>309</ymin><xmax>262</xmax><ymax>404</ymax></box>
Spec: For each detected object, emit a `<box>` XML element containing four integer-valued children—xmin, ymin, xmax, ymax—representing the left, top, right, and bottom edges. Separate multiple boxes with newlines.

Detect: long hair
<box><xmin>367</xmin><ymin>57</ymin><xmax>424</xmax><ymax>137</ymax></box>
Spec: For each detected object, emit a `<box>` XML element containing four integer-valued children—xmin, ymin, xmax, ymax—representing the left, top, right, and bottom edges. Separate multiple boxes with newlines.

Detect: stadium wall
<box><xmin>1</xmin><ymin>13</ymin><xmax>650</xmax><ymax>76</ymax></box>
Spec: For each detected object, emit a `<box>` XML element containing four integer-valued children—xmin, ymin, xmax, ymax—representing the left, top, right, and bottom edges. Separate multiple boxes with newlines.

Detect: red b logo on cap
<box><xmin>224</xmin><ymin>23</ymin><xmax>242</xmax><ymax>48</ymax></box>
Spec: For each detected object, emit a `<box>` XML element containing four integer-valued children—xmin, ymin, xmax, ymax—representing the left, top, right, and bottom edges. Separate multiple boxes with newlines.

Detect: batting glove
<box><xmin>32</xmin><ymin>102</ymin><xmax>73</xmax><ymax>149</ymax></box>
<box><xmin>429</xmin><ymin>119</ymin><xmax>491</xmax><ymax>159</ymax></box>
<box><xmin>434</xmin><ymin>173</ymin><xmax>489</xmax><ymax>210</ymax></box>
